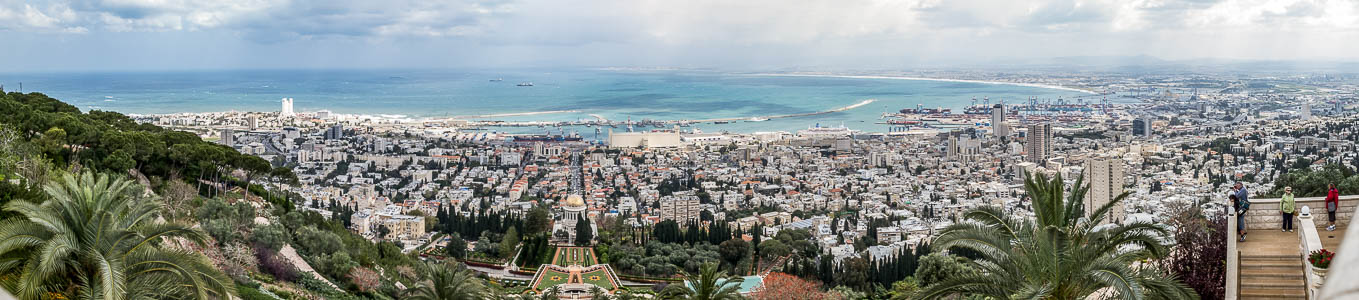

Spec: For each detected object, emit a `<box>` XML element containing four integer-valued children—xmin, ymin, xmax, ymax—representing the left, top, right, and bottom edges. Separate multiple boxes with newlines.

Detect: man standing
<box><xmin>1327</xmin><ymin>183</ymin><xmax>1340</xmax><ymax>231</ymax></box>
<box><xmin>1234</xmin><ymin>182</ymin><xmax>1250</xmax><ymax>241</ymax></box>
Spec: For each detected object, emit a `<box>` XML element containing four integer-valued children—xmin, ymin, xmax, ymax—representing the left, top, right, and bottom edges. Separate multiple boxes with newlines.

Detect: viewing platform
<box><xmin>1229</xmin><ymin>195</ymin><xmax>1358</xmax><ymax>300</ymax></box>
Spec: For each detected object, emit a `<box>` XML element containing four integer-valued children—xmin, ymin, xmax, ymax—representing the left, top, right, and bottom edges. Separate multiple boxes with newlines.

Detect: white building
<box><xmin>609</xmin><ymin>130</ymin><xmax>682</xmax><ymax>148</ymax></box>
<box><xmin>557</xmin><ymin>194</ymin><xmax>595</xmax><ymax>244</ymax></box>
<box><xmin>281</xmin><ymin>97</ymin><xmax>295</xmax><ymax>117</ymax></box>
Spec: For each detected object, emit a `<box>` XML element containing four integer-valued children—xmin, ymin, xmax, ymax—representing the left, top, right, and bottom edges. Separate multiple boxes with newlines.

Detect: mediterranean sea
<box><xmin>1</xmin><ymin>69</ymin><xmax>1097</xmax><ymax>134</ymax></box>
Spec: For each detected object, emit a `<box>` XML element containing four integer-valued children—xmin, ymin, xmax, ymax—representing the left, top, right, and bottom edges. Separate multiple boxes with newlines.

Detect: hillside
<box><xmin>0</xmin><ymin>91</ymin><xmax>438</xmax><ymax>300</ymax></box>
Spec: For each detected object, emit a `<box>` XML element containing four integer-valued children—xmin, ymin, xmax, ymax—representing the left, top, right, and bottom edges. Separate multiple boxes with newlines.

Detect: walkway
<box><xmin>1238</xmin><ymin>229</ymin><xmax>1306</xmax><ymax>299</ymax></box>
<box><xmin>1321</xmin><ymin>226</ymin><xmax>1349</xmax><ymax>251</ymax></box>
<box><xmin>464</xmin><ymin>263</ymin><xmax>534</xmax><ymax>281</ymax></box>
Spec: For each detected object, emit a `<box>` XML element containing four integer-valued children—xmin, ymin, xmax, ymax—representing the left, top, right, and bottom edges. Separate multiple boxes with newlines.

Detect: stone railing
<box><xmin>1298</xmin><ymin>213</ymin><xmax>1323</xmax><ymax>299</ymax></box>
<box><xmin>1227</xmin><ymin>208</ymin><xmax>1239</xmax><ymax>300</ymax></box>
<box><xmin>1244</xmin><ymin>195</ymin><xmax>1358</xmax><ymax>230</ymax></box>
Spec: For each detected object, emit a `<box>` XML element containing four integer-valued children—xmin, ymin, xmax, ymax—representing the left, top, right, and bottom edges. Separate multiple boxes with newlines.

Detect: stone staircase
<box><xmin>1239</xmin><ymin>253</ymin><xmax>1306</xmax><ymax>299</ymax></box>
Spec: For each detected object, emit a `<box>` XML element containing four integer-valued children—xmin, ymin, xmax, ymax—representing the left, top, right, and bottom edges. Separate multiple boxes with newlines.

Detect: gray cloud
<box><xmin>1</xmin><ymin>0</ymin><xmax>1358</xmax><ymax>71</ymax></box>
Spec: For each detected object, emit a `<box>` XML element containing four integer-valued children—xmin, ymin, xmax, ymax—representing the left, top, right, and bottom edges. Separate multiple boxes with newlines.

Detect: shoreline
<box><xmin>750</xmin><ymin>73</ymin><xmax>1099</xmax><ymax>95</ymax></box>
<box><xmin>675</xmin><ymin>99</ymin><xmax>875</xmax><ymax>123</ymax></box>
<box><xmin>123</xmin><ymin>72</ymin><xmax>1094</xmax><ymax>126</ymax></box>
<box><xmin>452</xmin><ymin>110</ymin><xmax>581</xmax><ymax>119</ymax></box>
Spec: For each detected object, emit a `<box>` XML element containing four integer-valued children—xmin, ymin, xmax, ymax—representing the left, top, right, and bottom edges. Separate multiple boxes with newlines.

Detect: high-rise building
<box><xmin>325</xmin><ymin>124</ymin><xmax>344</xmax><ymax>140</ymax></box>
<box><xmin>659</xmin><ymin>192</ymin><xmax>701</xmax><ymax>223</ymax></box>
<box><xmin>945</xmin><ymin>130</ymin><xmax>982</xmax><ymax>162</ymax></box>
<box><xmin>1132</xmin><ymin>115</ymin><xmax>1152</xmax><ymax>136</ymax></box>
<box><xmin>1083</xmin><ymin>155</ymin><xmax>1125</xmax><ymax>225</ymax></box>
<box><xmin>220</xmin><ymin>128</ymin><xmax>235</xmax><ymax>146</ymax></box>
<box><xmin>991</xmin><ymin>104</ymin><xmax>1007</xmax><ymax>137</ymax></box>
<box><xmin>247</xmin><ymin>116</ymin><xmax>259</xmax><ymax>130</ymax></box>
<box><xmin>1301</xmin><ymin>102</ymin><xmax>1312</xmax><ymax>120</ymax></box>
<box><xmin>1025</xmin><ymin>123</ymin><xmax>1052</xmax><ymax>166</ymax></box>
<box><xmin>281</xmin><ymin>98</ymin><xmax>295</xmax><ymax>117</ymax></box>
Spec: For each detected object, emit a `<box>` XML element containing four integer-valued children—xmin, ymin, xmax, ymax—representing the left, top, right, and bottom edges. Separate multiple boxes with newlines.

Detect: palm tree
<box><xmin>536</xmin><ymin>286</ymin><xmax>559</xmax><ymax>300</ymax></box>
<box><xmin>0</xmin><ymin>172</ymin><xmax>233</xmax><ymax>300</ymax></box>
<box><xmin>588</xmin><ymin>286</ymin><xmax>606</xmax><ymax>299</ymax></box>
<box><xmin>662</xmin><ymin>262</ymin><xmax>744</xmax><ymax>300</ymax></box>
<box><xmin>917</xmin><ymin>173</ymin><xmax>1197</xmax><ymax>299</ymax></box>
<box><xmin>406</xmin><ymin>261</ymin><xmax>487</xmax><ymax>300</ymax></box>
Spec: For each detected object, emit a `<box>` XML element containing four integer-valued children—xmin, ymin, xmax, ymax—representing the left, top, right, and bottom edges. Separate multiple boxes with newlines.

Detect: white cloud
<box><xmin>2</xmin><ymin>0</ymin><xmax>1359</xmax><ymax>68</ymax></box>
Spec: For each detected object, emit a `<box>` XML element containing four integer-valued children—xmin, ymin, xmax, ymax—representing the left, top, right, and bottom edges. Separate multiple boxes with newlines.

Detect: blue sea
<box><xmin>0</xmin><ymin>69</ymin><xmax>1098</xmax><ymax>134</ymax></box>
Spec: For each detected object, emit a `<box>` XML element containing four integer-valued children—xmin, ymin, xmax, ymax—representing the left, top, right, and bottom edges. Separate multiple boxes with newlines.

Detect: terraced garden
<box><xmin>526</xmin><ymin>246</ymin><xmax>621</xmax><ymax>295</ymax></box>
<box><xmin>553</xmin><ymin>247</ymin><xmax>597</xmax><ymax>266</ymax></box>
<box><xmin>530</xmin><ymin>267</ymin><xmax>571</xmax><ymax>292</ymax></box>
<box><xmin>580</xmin><ymin>268</ymin><xmax>617</xmax><ymax>290</ymax></box>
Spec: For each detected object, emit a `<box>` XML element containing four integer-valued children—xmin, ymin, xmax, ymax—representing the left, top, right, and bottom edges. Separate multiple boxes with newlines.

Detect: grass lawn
<box><xmin>580</xmin><ymin>268</ymin><xmax>616</xmax><ymax>290</ymax></box>
<box><xmin>532</xmin><ymin>268</ymin><xmax>571</xmax><ymax>291</ymax></box>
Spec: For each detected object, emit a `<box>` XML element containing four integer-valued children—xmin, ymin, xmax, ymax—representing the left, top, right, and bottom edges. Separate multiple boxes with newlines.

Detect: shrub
<box><xmin>256</xmin><ymin>245</ymin><xmax>300</xmax><ymax>282</ymax></box>
<box><xmin>236</xmin><ymin>285</ymin><xmax>276</xmax><ymax>300</ymax></box>
<box><xmin>253</xmin><ymin>223</ymin><xmax>292</xmax><ymax>250</ymax></box>
<box><xmin>348</xmin><ymin>267</ymin><xmax>382</xmax><ymax>293</ymax></box>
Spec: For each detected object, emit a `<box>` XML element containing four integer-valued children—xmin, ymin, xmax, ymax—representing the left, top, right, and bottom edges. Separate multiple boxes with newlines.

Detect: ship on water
<box><xmin>962</xmin><ymin>105</ymin><xmax>994</xmax><ymax>114</ymax></box>
<box><xmin>517</xmin><ymin>82</ymin><xmax>534</xmax><ymax>87</ymax></box>
<box><xmin>797</xmin><ymin>123</ymin><xmax>856</xmax><ymax>138</ymax></box>
<box><xmin>899</xmin><ymin>107</ymin><xmax>951</xmax><ymax>114</ymax></box>
<box><xmin>490</xmin><ymin>78</ymin><xmax>503</xmax><ymax>82</ymax></box>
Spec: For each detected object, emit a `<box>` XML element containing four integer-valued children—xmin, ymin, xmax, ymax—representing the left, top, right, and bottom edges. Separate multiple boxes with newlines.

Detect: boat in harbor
<box><xmin>899</xmin><ymin>106</ymin><xmax>951</xmax><ymax>114</ymax></box>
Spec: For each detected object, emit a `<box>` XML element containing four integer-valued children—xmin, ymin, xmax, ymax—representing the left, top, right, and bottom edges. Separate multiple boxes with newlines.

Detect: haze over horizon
<box><xmin>1</xmin><ymin>0</ymin><xmax>1357</xmax><ymax>72</ymax></box>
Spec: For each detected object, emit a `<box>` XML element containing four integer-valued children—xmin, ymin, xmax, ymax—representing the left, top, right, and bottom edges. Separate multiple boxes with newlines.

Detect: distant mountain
<box><xmin>966</xmin><ymin>55</ymin><xmax>1359</xmax><ymax>74</ymax></box>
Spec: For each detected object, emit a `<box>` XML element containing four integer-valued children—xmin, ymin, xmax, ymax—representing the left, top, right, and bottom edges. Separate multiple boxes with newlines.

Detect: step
<box><xmin>1242</xmin><ymin>295</ymin><xmax>1305</xmax><ymax>300</ymax></box>
<box><xmin>1241</xmin><ymin>254</ymin><xmax>1301</xmax><ymax>260</ymax></box>
<box><xmin>1241</xmin><ymin>278</ymin><xmax>1306</xmax><ymax>289</ymax></box>
<box><xmin>1240</xmin><ymin>288</ymin><xmax>1306</xmax><ymax>299</ymax></box>
<box><xmin>1240</xmin><ymin>269</ymin><xmax>1304</xmax><ymax>280</ymax></box>
<box><xmin>1240</xmin><ymin>260</ymin><xmax>1303</xmax><ymax>270</ymax></box>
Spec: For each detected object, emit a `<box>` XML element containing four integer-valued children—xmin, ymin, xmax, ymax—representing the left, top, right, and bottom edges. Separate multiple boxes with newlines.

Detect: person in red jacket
<box><xmin>1327</xmin><ymin>183</ymin><xmax>1340</xmax><ymax>231</ymax></box>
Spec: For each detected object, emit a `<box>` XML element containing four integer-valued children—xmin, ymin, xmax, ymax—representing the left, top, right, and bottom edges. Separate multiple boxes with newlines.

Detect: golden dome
<box><xmin>564</xmin><ymin>194</ymin><xmax>585</xmax><ymax>207</ymax></box>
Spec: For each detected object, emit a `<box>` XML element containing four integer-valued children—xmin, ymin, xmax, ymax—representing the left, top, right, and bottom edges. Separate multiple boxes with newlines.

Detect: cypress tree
<box><xmin>575</xmin><ymin>218</ymin><xmax>594</xmax><ymax>246</ymax></box>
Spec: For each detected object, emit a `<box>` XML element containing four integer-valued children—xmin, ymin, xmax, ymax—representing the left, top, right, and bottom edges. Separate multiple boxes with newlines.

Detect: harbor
<box><xmin>449</xmin><ymin>99</ymin><xmax>878</xmax><ymax>129</ymax></box>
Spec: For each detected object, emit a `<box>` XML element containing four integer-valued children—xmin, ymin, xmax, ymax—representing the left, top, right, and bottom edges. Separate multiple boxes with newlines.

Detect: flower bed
<box><xmin>1310</xmin><ymin>249</ymin><xmax>1335</xmax><ymax>269</ymax></box>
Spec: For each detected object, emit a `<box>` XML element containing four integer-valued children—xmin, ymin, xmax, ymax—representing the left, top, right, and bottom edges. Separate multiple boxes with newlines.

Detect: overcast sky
<box><xmin>1</xmin><ymin>0</ymin><xmax>1356</xmax><ymax>71</ymax></box>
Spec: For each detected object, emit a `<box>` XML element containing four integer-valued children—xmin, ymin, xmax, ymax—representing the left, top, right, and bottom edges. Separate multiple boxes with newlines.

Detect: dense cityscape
<box><xmin>4</xmin><ymin>0</ymin><xmax>1359</xmax><ymax>299</ymax></box>
<box><xmin>45</xmin><ymin>70</ymin><xmax>1338</xmax><ymax>299</ymax></box>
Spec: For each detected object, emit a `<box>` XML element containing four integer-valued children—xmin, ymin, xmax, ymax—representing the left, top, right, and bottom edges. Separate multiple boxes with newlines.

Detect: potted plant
<box><xmin>1309</xmin><ymin>249</ymin><xmax>1335</xmax><ymax>277</ymax></box>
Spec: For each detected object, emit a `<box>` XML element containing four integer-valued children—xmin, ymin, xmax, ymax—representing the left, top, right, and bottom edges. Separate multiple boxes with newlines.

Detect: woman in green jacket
<box><xmin>1281</xmin><ymin>186</ymin><xmax>1296</xmax><ymax>232</ymax></box>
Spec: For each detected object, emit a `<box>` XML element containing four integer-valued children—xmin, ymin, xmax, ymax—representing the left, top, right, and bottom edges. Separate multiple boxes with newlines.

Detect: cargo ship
<box><xmin>899</xmin><ymin>107</ymin><xmax>951</xmax><ymax>114</ymax></box>
<box><xmin>962</xmin><ymin>105</ymin><xmax>993</xmax><ymax>115</ymax></box>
